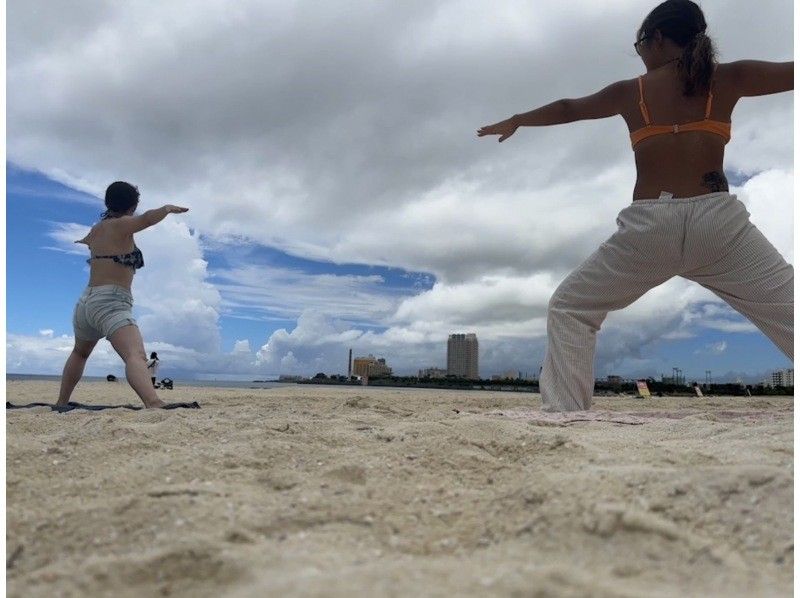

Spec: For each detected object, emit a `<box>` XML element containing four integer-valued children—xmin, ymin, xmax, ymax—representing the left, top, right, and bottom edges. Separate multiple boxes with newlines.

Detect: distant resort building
<box><xmin>770</xmin><ymin>368</ymin><xmax>794</xmax><ymax>387</ymax></box>
<box><xmin>352</xmin><ymin>354</ymin><xmax>392</xmax><ymax>379</ymax></box>
<box><xmin>418</xmin><ymin>367</ymin><xmax>447</xmax><ymax>379</ymax></box>
<box><xmin>491</xmin><ymin>369</ymin><xmax>520</xmax><ymax>381</ymax></box>
<box><xmin>447</xmin><ymin>333</ymin><xmax>479</xmax><ymax>380</ymax></box>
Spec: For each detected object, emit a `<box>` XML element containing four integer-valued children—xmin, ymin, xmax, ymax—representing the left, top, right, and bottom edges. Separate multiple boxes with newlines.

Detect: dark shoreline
<box><xmin>294</xmin><ymin>378</ymin><xmax>793</xmax><ymax>397</ymax></box>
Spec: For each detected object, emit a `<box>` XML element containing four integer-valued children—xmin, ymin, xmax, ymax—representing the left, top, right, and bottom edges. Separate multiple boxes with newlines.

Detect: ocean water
<box><xmin>6</xmin><ymin>374</ymin><xmax>534</xmax><ymax>394</ymax></box>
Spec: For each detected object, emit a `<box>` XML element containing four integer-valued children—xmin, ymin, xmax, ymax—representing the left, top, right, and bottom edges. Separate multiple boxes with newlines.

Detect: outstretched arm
<box><xmin>112</xmin><ymin>205</ymin><xmax>190</xmax><ymax>234</ymax></box>
<box><xmin>477</xmin><ymin>80</ymin><xmax>628</xmax><ymax>142</ymax></box>
<box><xmin>727</xmin><ymin>60</ymin><xmax>793</xmax><ymax>98</ymax></box>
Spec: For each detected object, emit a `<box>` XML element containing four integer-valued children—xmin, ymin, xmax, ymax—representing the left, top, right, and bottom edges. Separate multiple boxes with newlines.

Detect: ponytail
<box><xmin>678</xmin><ymin>31</ymin><xmax>716</xmax><ymax>96</ymax></box>
<box><xmin>640</xmin><ymin>1</ymin><xmax>717</xmax><ymax>96</ymax></box>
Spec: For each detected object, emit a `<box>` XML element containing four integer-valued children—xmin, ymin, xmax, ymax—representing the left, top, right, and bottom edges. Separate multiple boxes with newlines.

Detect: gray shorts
<box><xmin>72</xmin><ymin>285</ymin><xmax>137</xmax><ymax>342</ymax></box>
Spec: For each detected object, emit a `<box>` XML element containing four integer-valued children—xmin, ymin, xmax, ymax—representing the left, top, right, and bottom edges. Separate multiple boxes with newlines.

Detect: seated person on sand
<box><xmin>57</xmin><ymin>181</ymin><xmax>189</xmax><ymax>409</ymax></box>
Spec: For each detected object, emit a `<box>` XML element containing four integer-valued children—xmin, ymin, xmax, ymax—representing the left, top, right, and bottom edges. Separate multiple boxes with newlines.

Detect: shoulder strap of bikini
<box><xmin>637</xmin><ymin>77</ymin><xmax>651</xmax><ymax>125</ymax></box>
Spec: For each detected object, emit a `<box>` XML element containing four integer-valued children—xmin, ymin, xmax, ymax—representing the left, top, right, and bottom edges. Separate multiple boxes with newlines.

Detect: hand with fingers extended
<box><xmin>477</xmin><ymin>116</ymin><xmax>519</xmax><ymax>142</ymax></box>
<box><xmin>164</xmin><ymin>205</ymin><xmax>189</xmax><ymax>214</ymax></box>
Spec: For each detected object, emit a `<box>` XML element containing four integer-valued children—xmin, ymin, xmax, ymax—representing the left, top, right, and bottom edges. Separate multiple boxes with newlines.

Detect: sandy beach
<box><xmin>6</xmin><ymin>380</ymin><xmax>793</xmax><ymax>597</ymax></box>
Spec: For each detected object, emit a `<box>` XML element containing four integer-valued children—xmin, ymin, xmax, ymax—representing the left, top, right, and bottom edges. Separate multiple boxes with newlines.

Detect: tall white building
<box><xmin>447</xmin><ymin>333</ymin><xmax>479</xmax><ymax>380</ymax></box>
<box><xmin>771</xmin><ymin>368</ymin><xmax>794</xmax><ymax>387</ymax></box>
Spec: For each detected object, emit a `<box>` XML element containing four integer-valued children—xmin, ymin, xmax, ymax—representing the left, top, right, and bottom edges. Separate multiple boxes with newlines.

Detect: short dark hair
<box><xmin>638</xmin><ymin>0</ymin><xmax>717</xmax><ymax>96</ymax></box>
<box><xmin>103</xmin><ymin>181</ymin><xmax>140</xmax><ymax>219</ymax></box>
<box><xmin>150</xmin><ymin>352</ymin><xmax>158</xmax><ymax>359</ymax></box>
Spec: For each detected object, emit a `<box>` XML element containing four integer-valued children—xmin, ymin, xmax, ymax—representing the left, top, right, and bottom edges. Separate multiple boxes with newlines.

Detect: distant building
<box><xmin>607</xmin><ymin>375</ymin><xmax>622</xmax><ymax>385</ymax></box>
<box><xmin>418</xmin><ymin>367</ymin><xmax>447</xmax><ymax>379</ymax></box>
<box><xmin>506</xmin><ymin>369</ymin><xmax>520</xmax><ymax>380</ymax></box>
<box><xmin>492</xmin><ymin>369</ymin><xmax>519</xmax><ymax>381</ymax></box>
<box><xmin>352</xmin><ymin>354</ymin><xmax>392</xmax><ymax>379</ymax></box>
<box><xmin>447</xmin><ymin>333</ymin><xmax>479</xmax><ymax>380</ymax></box>
<box><xmin>771</xmin><ymin>368</ymin><xmax>794</xmax><ymax>387</ymax></box>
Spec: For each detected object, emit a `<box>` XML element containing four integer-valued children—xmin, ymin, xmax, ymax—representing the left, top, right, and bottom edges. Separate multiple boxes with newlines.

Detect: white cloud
<box><xmin>9</xmin><ymin>1</ymin><xmax>790</xmax><ymax>285</ymax></box>
<box><xmin>733</xmin><ymin>169</ymin><xmax>794</xmax><ymax>264</ymax></box>
<box><xmin>233</xmin><ymin>339</ymin><xmax>251</xmax><ymax>353</ymax></box>
<box><xmin>6</xmin><ymin>333</ymin><xmax>257</xmax><ymax>379</ymax></box>
<box><xmin>694</xmin><ymin>341</ymin><xmax>728</xmax><ymax>356</ymax></box>
<box><xmin>132</xmin><ymin>219</ymin><xmax>223</xmax><ymax>353</ymax></box>
<box><xmin>7</xmin><ymin>333</ymin><xmax>118</xmax><ymax>375</ymax></box>
<box><xmin>43</xmin><ymin>221</ymin><xmax>91</xmax><ymax>255</ymax></box>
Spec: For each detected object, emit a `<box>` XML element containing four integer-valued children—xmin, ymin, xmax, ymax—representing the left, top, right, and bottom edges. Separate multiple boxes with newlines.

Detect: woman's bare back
<box><xmin>76</xmin><ymin>220</ymin><xmax>137</xmax><ymax>289</ymax></box>
<box><xmin>620</xmin><ymin>62</ymin><xmax>740</xmax><ymax>200</ymax></box>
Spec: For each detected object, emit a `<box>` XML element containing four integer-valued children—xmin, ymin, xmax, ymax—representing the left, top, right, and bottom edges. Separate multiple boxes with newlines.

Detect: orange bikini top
<box><xmin>630</xmin><ymin>76</ymin><xmax>731</xmax><ymax>149</ymax></box>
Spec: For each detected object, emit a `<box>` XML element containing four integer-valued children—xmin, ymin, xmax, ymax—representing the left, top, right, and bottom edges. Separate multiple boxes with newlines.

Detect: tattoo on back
<box><xmin>702</xmin><ymin>171</ymin><xmax>729</xmax><ymax>192</ymax></box>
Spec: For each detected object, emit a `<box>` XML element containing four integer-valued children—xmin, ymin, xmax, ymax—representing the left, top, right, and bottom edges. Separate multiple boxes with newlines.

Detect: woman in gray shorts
<box><xmin>57</xmin><ymin>181</ymin><xmax>188</xmax><ymax>409</ymax></box>
<box><xmin>478</xmin><ymin>0</ymin><xmax>793</xmax><ymax>411</ymax></box>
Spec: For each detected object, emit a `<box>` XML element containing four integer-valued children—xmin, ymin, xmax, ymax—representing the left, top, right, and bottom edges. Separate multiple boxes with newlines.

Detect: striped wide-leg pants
<box><xmin>539</xmin><ymin>191</ymin><xmax>794</xmax><ymax>412</ymax></box>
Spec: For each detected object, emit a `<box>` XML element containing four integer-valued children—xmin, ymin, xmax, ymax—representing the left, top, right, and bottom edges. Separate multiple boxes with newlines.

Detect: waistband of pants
<box><xmin>628</xmin><ymin>191</ymin><xmax>734</xmax><ymax>206</ymax></box>
<box><xmin>82</xmin><ymin>284</ymin><xmax>132</xmax><ymax>297</ymax></box>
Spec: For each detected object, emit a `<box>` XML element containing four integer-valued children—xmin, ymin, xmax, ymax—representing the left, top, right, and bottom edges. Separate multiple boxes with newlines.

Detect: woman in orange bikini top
<box><xmin>630</xmin><ymin>71</ymin><xmax>731</xmax><ymax>148</ymax></box>
<box><xmin>477</xmin><ymin>0</ymin><xmax>792</xmax><ymax>200</ymax></box>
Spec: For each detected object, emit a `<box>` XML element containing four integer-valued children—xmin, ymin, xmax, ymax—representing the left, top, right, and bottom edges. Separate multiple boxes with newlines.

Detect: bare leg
<box><xmin>57</xmin><ymin>339</ymin><xmax>98</xmax><ymax>406</ymax></box>
<box><xmin>108</xmin><ymin>325</ymin><xmax>166</xmax><ymax>408</ymax></box>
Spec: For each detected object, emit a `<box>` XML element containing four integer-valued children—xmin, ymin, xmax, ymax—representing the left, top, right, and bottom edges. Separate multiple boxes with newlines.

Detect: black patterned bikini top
<box><xmin>87</xmin><ymin>245</ymin><xmax>144</xmax><ymax>270</ymax></box>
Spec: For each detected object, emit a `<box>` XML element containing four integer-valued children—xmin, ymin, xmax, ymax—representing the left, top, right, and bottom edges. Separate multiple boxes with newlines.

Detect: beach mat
<box><xmin>6</xmin><ymin>401</ymin><xmax>200</xmax><ymax>412</ymax></box>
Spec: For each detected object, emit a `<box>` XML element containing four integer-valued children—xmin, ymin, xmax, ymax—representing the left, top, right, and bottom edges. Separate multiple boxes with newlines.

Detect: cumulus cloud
<box><xmin>733</xmin><ymin>169</ymin><xmax>794</xmax><ymax>263</ymax></box>
<box><xmin>694</xmin><ymin>341</ymin><xmax>728</xmax><ymax>356</ymax></box>
<box><xmin>7</xmin><ymin>333</ymin><xmax>117</xmax><ymax>375</ymax></box>
<box><xmin>255</xmin><ymin>310</ymin><xmax>363</xmax><ymax>369</ymax></box>
<box><xmin>6</xmin><ymin>333</ymin><xmax>258</xmax><ymax>379</ymax></box>
<box><xmin>233</xmin><ymin>339</ymin><xmax>251</xmax><ymax>353</ymax></box>
<box><xmin>43</xmin><ymin>222</ymin><xmax>91</xmax><ymax>255</ymax></box>
<box><xmin>9</xmin><ymin>1</ymin><xmax>791</xmax><ymax>277</ymax></box>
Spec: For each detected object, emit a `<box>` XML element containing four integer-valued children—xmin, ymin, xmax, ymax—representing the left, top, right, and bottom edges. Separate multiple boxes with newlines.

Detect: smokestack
<box><xmin>348</xmin><ymin>348</ymin><xmax>352</xmax><ymax>377</ymax></box>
